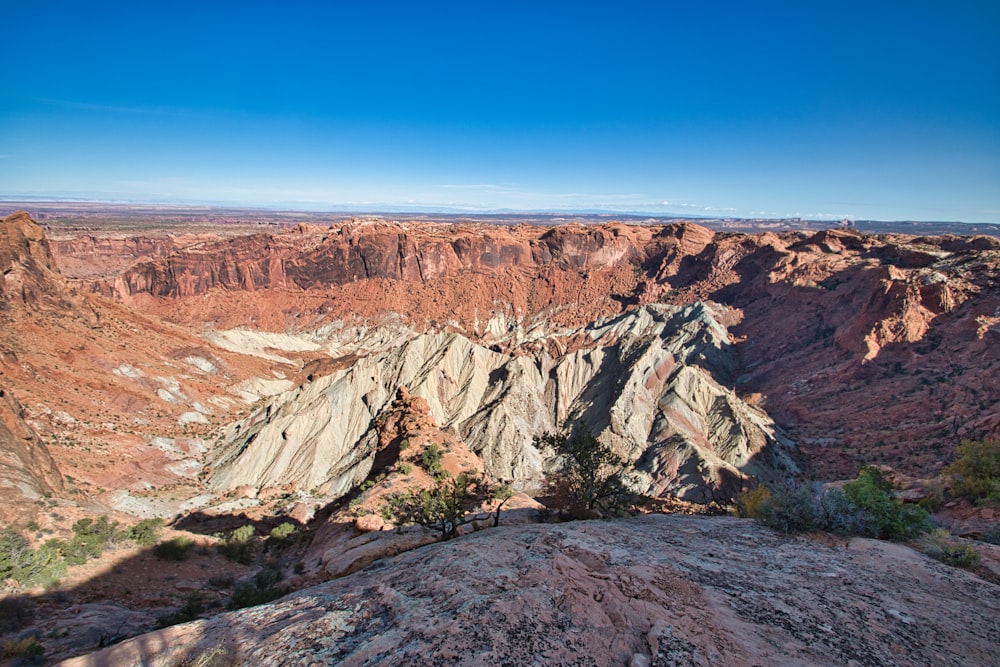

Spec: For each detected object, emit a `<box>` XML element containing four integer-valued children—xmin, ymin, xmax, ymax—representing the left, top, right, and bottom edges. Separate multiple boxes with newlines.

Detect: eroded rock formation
<box><xmin>208</xmin><ymin>303</ymin><xmax>794</xmax><ymax>502</ymax></box>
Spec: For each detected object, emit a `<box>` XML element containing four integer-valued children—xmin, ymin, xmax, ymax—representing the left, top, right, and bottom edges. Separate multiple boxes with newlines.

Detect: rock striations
<box><xmin>77</xmin><ymin>218</ymin><xmax>1000</xmax><ymax>479</ymax></box>
<box><xmin>208</xmin><ymin>303</ymin><xmax>794</xmax><ymax>502</ymax></box>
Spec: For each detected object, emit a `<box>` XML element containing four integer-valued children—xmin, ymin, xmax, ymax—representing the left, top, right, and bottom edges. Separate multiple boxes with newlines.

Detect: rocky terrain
<box><xmin>58</xmin><ymin>515</ymin><xmax>1000</xmax><ymax>667</ymax></box>
<box><xmin>2</xmin><ymin>208</ymin><xmax>999</xmax><ymax>665</ymax></box>
<box><xmin>73</xmin><ymin>215</ymin><xmax>1000</xmax><ymax>481</ymax></box>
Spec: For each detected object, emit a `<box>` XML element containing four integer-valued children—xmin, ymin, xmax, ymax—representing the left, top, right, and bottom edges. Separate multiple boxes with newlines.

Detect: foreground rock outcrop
<box><xmin>61</xmin><ymin>515</ymin><xmax>1000</xmax><ymax>666</ymax></box>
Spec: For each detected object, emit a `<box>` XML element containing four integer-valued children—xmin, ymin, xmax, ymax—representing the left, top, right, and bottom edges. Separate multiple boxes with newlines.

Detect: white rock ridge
<box><xmin>208</xmin><ymin>303</ymin><xmax>795</xmax><ymax>502</ymax></box>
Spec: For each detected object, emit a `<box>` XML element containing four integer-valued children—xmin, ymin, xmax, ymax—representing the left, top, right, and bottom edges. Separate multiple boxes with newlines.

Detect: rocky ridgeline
<box><xmin>0</xmin><ymin>212</ymin><xmax>68</xmax><ymax>519</ymax></box>
<box><xmin>209</xmin><ymin>302</ymin><xmax>794</xmax><ymax>503</ymax></box>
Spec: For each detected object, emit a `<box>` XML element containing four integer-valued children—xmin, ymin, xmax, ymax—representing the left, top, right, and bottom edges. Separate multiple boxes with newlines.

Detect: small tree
<box><xmin>945</xmin><ymin>439</ymin><xmax>1000</xmax><ymax>501</ymax></box>
<box><xmin>535</xmin><ymin>422</ymin><xmax>635</xmax><ymax>518</ymax></box>
<box><xmin>382</xmin><ymin>472</ymin><xmax>505</xmax><ymax>540</ymax></box>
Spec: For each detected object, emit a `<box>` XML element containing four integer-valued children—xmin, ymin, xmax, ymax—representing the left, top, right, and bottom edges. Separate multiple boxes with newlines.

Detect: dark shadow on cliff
<box><xmin>713</xmin><ymin>238</ymin><xmax>1000</xmax><ymax>481</ymax></box>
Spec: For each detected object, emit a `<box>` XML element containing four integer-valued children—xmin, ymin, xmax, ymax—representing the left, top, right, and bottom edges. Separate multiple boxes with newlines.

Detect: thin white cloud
<box><xmin>440</xmin><ymin>183</ymin><xmax>522</xmax><ymax>193</ymax></box>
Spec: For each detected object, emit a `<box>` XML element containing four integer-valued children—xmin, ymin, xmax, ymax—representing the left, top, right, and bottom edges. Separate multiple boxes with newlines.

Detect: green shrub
<box><xmin>945</xmin><ymin>439</ymin><xmax>1000</xmax><ymax>501</ymax></box>
<box><xmin>1</xmin><ymin>637</ymin><xmax>44</xmax><ymax>660</ymax></box>
<box><xmin>736</xmin><ymin>485</ymin><xmax>772</xmax><ymax>519</ymax></box>
<box><xmin>535</xmin><ymin>422</ymin><xmax>636</xmax><ymax>517</ymax></box>
<box><xmin>207</xmin><ymin>574</ymin><xmax>235</xmax><ymax>589</ymax></box>
<box><xmin>153</xmin><ymin>536</ymin><xmax>195</xmax><ymax>561</ymax></box>
<box><xmin>749</xmin><ymin>467</ymin><xmax>930</xmax><ymax>541</ymax></box>
<box><xmin>419</xmin><ymin>444</ymin><xmax>445</xmax><ymax>477</ymax></box>
<box><xmin>219</xmin><ymin>525</ymin><xmax>256</xmax><ymax>565</ymax></box>
<box><xmin>227</xmin><ymin>581</ymin><xmax>284</xmax><ymax>610</ymax></box>
<box><xmin>63</xmin><ymin>516</ymin><xmax>126</xmax><ymax>565</ymax></box>
<box><xmin>128</xmin><ymin>518</ymin><xmax>165</xmax><ymax>547</ymax></box>
<box><xmin>397</xmin><ymin>462</ymin><xmax>413</xmax><ymax>475</ymax></box>
<box><xmin>156</xmin><ymin>592</ymin><xmax>203</xmax><ymax>628</ymax></box>
<box><xmin>842</xmin><ymin>467</ymin><xmax>930</xmax><ymax>540</ymax></box>
<box><xmin>0</xmin><ymin>528</ymin><xmax>66</xmax><ymax>588</ymax></box>
<box><xmin>921</xmin><ymin>530</ymin><xmax>981</xmax><ymax>568</ymax></box>
<box><xmin>268</xmin><ymin>522</ymin><xmax>295</xmax><ymax>542</ymax></box>
<box><xmin>0</xmin><ymin>597</ymin><xmax>34</xmax><ymax>634</ymax></box>
<box><xmin>981</xmin><ymin>524</ymin><xmax>1000</xmax><ymax>546</ymax></box>
<box><xmin>253</xmin><ymin>565</ymin><xmax>283</xmax><ymax>589</ymax></box>
<box><xmin>382</xmin><ymin>472</ymin><xmax>506</xmax><ymax>540</ymax></box>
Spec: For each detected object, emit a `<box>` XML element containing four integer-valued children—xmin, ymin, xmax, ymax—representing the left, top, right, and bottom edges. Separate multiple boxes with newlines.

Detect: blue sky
<box><xmin>2</xmin><ymin>1</ymin><xmax>998</xmax><ymax>221</ymax></box>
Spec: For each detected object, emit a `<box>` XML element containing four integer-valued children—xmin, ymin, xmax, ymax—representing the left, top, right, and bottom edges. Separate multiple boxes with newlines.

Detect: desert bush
<box><xmin>397</xmin><ymin>461</ymin><xmax>413</xmax><ymax>475</ymax></box>
<box><xmin>981</xmin><ymin>524</ymin><xmax>1000</xmax><ymax>546</ymax></box>
<box><xmin>945</xmin><ymin>439</ymin><xmax>1000</xmax><ymax>502</ymax></box>
<box><xmin>918</xmin><ymin>481</ymin><xmax>947</xmax><ymax>512</ymax></box>
<box><xmin>253</xmin><ymin>565</ymin><xmax>283</xmax><ymax>589</ymax></box>
<box><xmin>1</xmin><ymin>637</ymin><xmax>44</xmax><ymax>660</ymax></box>
<box><xmin>920</xmin><ymin>529</ymin><xmax>981</xmax><ymax>568</ymax></box>
<box><xmin>156</xmin><ymin>592</ymin><xmax>203</xmax><ymax>628</ymax></box>
<box><xmin>752</xmin><ymin>481</ymin><xmax>823</xmax><ymax>533</ymax></box>
<box><xmin>0</xmin><ymin>597</ymin><xmax>34</xmax><ymax>634</ymax></box>
<box><xmin>0</xmin><ymin>529</ymin><xmax>66</xmax><ymax>588</ymax></box>
<box><xmin>748</xmin><ymin>467</ymin><xmax>930</xmax><ymax>540</ymax></box>
<box><xmin>842</xmin><ymin>466</ymin><xmax>930</xmax><ymax>540</ymax></box>
<box><xmin>227</xmin><ymin>579</ymin><xmax>285</xmax><ymax>610</ymax></box>
<box><xmin>382</xmin><ymin>472</ymin><xmax>505</xmax><ymax>540</ymax></box>
<box><xmin>267</xmin><ymin>522</ymin><xmax>296</xmax><ymax>545</ymax></box>
<box><xmin>219</xmin><ymin>525</ymin><xmax>256</xmax><ymax>565</ymax></box>
<box><xmin>736</xmin><ymin>485</ymin><xmax>772</xmax><ymax>519</ymax></box>
<box><xmin>128</xmin><ymin>518</ymin><xmax>165</xmax><ymax>547</ymax></box>
<box><xmin>153</xmin><ymin>536</ymin><xmax>195</xmax><ymax>561</ymax></box>
<box><xmin>207</xmin><ymin>574</ymin><xmax>235</xmax><ymax>589</ymax></box>
<box><xmin>63</xmin><ymin>516</ymin><xmax>126</xmax><ymax>565</ymax></box>
<box><xmin>535</xmin><ymin>422</ymin><xmax>635</xmax><ymax>518</ymax></box>
<box><xmin>419</xmin><ymin>444</ymin><xmax>446</xmax><ymax>478</ymax></box>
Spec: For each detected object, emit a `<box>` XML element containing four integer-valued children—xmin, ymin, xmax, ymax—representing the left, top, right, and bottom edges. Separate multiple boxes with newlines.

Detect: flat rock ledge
<box><xmin>60</xmin><ymin>515</ymin><xmax>1000</xmax><ymax>667</ymax></box>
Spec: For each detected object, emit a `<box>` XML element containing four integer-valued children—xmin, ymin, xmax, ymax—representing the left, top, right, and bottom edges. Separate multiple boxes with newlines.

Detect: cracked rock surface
<box><xmin>61</xmin><ymin>515</ymin><xmax>1000</xmax><ymax>667</ymax></box>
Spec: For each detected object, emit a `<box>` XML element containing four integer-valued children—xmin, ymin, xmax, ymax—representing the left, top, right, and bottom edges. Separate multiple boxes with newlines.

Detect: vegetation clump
<box><xmin>382</xmin><ymin>472</ymin><xmax>511</xmax><ymax>540</ymax></box>
<box><xmin>920</xmin><ymin>529</ymin><xmax>981</xmax><ymax>568</ymax></box>
<box><xmin>268</xmin><ymin>522</ymin><xmax>296</xmax><ymax>543</ymax></box>
<box><xmin>219</xmin><ymin>525</ymin><xmax>257</xmax><ymax>565</ymax></box>
<box><xmin>419</xmin><ymin>443</ymin><xmax>449</xmax><ymax>480</ymax></box>
<box><xmin>945</xmin><ymin>439</ymin><xmax>1000</xmax><ymax>502</ymax></box>
<box><xmin>1</xmin><ymin>637</ymin><xmax>44</xmax><ymax>661</ymax></box>
<box><xmin>743</xmin><ymin>466</ymin><xmax>930</xmax><ymax>541</ymax></box>
<box><xmin>156</xmin><ymin>592</ymin><xmax>204</xmax><ymax>628</ymax></box>
<box><xmin>128</xmin><ymin>518</ymin><xmax>165</xmax><ymax>546</ymax></box>
<box><xmin>535</xmin><ymin>422</ymin><xmax>636</xmax><ymax>518</ymax></box>
<box><xmin>153</xmin><ymin>536</ymin><xmax>195</xmax><ymax>561</ymax></box>
<box><xmin>0</xmin><ymin>515</ymin><xmax>163</xmax><ymax>589</ymax></box>
<box><xmin>228</xmin><ymin>566</ymin><xmax>287</xmax><ymax>610</ymax></box>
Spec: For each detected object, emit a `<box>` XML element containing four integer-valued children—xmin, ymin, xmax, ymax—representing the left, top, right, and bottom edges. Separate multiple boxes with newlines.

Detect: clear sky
<box><xmin>2</xmin><ymin>1</ymin><xmax>998</xmax><ymax>221</ymax></box>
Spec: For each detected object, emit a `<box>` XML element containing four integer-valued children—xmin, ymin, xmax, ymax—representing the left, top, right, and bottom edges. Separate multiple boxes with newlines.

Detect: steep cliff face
<box><xmin>0</xmin><ymin>384</ymin><xmax>64</xmax><ymax>522</ymax></box>
<box><xmin>208</xmin><ymin>303</ymin><xmax>793</xmax><ymax>502</ymax></box>
<box><xmin>0</xmin><ymin>210</ymin><xmax>67</xmax><ymax>308</ymax></box>
<box><xmin>0</xmin><ymin>212</ymin><xmax>68</xmax><ymax>519</ymax></box>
